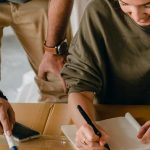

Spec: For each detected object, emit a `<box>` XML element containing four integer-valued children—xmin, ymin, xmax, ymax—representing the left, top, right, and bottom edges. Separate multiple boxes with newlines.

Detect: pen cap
<box><xmin>4</xmin><ymin>133</ymin><xmax>18</xmax><ymax>150</ymax></box>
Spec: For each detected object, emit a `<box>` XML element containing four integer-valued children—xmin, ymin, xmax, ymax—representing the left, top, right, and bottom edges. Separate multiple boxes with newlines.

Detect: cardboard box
<box><xmin>0</xmin><ymin>103</ymin><xmax>74</xmax><ymax>150</ymax></box>
<box><xmin>43</xmin><ymin>104</ymin><xmax>72</xmax><ymax>135</ymax></box>
<box><xmin>11</xmin><ymin>103</ymin><xmax>53</xmax><ymax>134</ymax></box>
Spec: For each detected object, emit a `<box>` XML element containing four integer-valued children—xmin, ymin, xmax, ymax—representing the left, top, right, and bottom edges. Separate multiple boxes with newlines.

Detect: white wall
<box><xmin>71</xmin><ymin>0</ymin><xmax>91</xmax><ymax>36</ymax></box>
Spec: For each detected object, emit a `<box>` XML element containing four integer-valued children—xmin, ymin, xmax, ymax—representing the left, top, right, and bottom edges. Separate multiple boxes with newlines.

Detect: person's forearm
<box><xmin>68</xmin><ymin>92</ymin><xmax>95</xmax><ymax>128</ymax></box>
<box><xmin>46</xmin><ymin>0</ymin><xmax>74</xmax><ymax>47</ymax></box>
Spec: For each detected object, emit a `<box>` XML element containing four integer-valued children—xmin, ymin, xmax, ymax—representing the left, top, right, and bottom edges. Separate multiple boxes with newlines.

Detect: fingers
<box><xmin>38</xmin><ymin>52</ymin><xmax>50</xmax><ymax>80</ymax></box>
<box><xmin>0</xmin><ymin>100</ymin><xmax>15</xmax><ymax>136</ymax></box>
<box><xmin>80</xmin><ymin>124</ymin><xmax>99</xmax><ymax>142</ymax></box>
<box><xmin>38</xmin><ymin>54</ymin><xmax>65</xmax><ymax>80</ymax></box>
<box><xmin>77</xmin><ymin>140</ymin><xmax>105</xmax><ymax>150</ymax></box>
<box><xmin>58</xmin><ymin>74</ymin><xmax>66</xmax><ymax>93</ymax></box>
<box><xmin>137</xmin><ymin>121</ymin><xmax>150</xmax><ymax>144</ymax></box>
<box><xmin>76</xmin><ymin>123</ymin><xmax>109</xmax><ymax>150</ymax></box>
<box><xmin>76</xmin><ymin>137</ymin><xmax>105</xmax><ymax>150</ymax></box>
<box><xmin>141</xmin><ymin>128</ymin><xmax>150</xmax><ymax>144</ymax></box>
<box><xmin>97</xmin><ymin>126</ymin><xmax>109</xmax><ymax>146</ymax></box>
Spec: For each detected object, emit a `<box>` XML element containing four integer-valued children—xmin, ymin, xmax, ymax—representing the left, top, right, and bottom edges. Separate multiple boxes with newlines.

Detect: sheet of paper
<box><xmin>61</xmin><ymin>125</ymin><xmax>79</xmax><ymax>150</ymax></box>
<box><xmin>98</xmin><ymin>117</ymin><xmax>150</xmax><ymax>150</ymax></box>
<box><xmin>62</xmin><ymin>115</ymin><xmax>150</xmax><ymax>150</ymax></box>
<box><xmin>125</xmin><ymin>112</ymin><xmax>141</xmax><ymax>132</ymax></box>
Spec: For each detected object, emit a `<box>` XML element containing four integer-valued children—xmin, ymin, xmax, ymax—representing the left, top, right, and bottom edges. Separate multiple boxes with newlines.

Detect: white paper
<box><xmin>125</xmin><ymin>112</ymin><xmax>141</xmax><ymax>132</ymax></box>
<box><xmin>61</xmin><ymin>113</ymin><xmax>150</xmax><ymax>150</ymax></box>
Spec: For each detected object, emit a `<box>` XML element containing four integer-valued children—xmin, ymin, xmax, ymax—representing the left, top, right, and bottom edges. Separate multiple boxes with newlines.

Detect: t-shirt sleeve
<box><xmin>61</xmin><ymin>1</ymin><xmax>106</xmax><ymax>94</ymax></box>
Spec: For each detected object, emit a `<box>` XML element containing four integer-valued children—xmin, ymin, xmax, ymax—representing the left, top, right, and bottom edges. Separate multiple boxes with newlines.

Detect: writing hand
<box><xmin>75</xmin><ymin>123</ymin><xmax>109</xmax><ymax>150</ymax></box>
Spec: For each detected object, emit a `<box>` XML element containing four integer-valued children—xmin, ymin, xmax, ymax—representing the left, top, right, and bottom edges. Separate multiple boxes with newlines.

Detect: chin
<box><xmin>136</xmin><ymin>22</ymin><xmax>150</xmax><ymax>26</ymax></box>
<box><xmin>133</xmin><ymin>17</ymin><xmax>150</xmax><ymax>26</ymax></box>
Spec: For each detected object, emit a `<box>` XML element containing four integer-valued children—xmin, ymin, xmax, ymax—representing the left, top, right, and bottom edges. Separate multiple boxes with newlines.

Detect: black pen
<box><xmin>77</xmin><ymin>105</ymin><xmax>110</xmax><ymax>150</ymax></box>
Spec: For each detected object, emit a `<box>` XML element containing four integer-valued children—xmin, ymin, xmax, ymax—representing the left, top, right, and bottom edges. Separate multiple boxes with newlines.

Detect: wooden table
<box><xmin>0</xmin><ymin>135</ymin><xmax>73</xmax><ymax>150</ymax></box>
<box><xmin>0</xmin><ymin>103</ymin><xmax>149</xmax><ymax>149</ymax></box>
<box><xmin>95</xmin><ymin>105</ymin><xmax>150</xmax><ymax>125</ymax></box>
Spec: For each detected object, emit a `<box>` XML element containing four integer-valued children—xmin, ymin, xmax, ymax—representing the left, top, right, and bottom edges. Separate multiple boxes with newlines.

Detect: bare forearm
<box><xmin>46</xmin><ymin>0</ymin><xmax>74</xmax><ymax>46</ymax></box>
<box><xmin>68</xmin><ymin>92</ymin><xmax>95</xmax><ymax>128</ymax></box>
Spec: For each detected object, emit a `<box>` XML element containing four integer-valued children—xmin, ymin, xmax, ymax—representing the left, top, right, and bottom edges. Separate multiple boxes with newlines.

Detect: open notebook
<box><xmin>61</xmin><ymin>113</ymin><xmax>150</xmax><ymax>150</ymax></box>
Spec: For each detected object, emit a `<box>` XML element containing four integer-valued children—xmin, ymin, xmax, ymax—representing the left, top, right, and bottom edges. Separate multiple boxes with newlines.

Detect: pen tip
<box><xmin>77</xmin><ymin>105</ymin><xmax>81</xmax><ymax>109</ymax></box>
<box><xmin>105</xmin><ymin>144</ymin><xmax>110</xmax><ymax>150</ymax></box>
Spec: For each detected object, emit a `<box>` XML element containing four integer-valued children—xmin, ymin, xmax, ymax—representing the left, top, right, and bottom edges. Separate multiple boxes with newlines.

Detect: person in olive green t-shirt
<box><xmin>61</xmin><ymin>0</ymin><xmax>150</xmax><ymax>149</ymax></box>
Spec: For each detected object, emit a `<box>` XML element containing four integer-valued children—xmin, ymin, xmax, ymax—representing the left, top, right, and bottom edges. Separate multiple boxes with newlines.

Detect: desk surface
<box><xmin>95</xmin><ymin>105</ymin><xmax>150</xmax><ymax>125</ymax></box>
<box><xmin>0</xmin><ymin>135</ymin><xmax>74</xmax><ymax>150</ymax></box>
<box><xmin>0</xmin><ymin>103</ymin><xmax>149</xmax><ymax>149</ymax></box>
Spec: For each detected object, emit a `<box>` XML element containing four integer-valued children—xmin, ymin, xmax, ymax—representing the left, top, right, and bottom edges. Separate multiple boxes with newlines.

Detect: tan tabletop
<box><xmin>0</xmin><ymin>135</ymin><xmax>74</xmax><ymax>150</ymax></box>
<box><xmin>0</xmin><ymin>103</ymin><xmax>149</xmax><ymax>149</ymax></box>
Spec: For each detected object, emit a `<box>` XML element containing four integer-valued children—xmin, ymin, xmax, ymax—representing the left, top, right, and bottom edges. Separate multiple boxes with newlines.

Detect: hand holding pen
<box><xmin>76</xmin><ymin>105</ymin><xmax>110</xmax><ymax>150</ymax></box>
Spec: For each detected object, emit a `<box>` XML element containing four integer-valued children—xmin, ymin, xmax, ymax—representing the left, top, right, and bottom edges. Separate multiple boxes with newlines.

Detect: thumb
<box><xmin>98</xmin><ymin>128</ymin><xmax>109</xmax><ymax>146</ymax></box>
<box><xmin>38</xmin><ymin>68</ymin><xmax>47</xmax><ymax>80</ymax></box>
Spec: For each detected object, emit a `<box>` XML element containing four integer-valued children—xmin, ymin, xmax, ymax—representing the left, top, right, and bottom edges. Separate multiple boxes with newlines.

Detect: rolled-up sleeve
<box><xmin>61</xmin><ymin>1</ymin><xmax>106</xmax><ymax>94</ymax></box>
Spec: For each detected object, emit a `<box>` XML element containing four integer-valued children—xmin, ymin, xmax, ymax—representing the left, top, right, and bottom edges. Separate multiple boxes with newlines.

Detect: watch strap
<box><xmin>44</xmin><ymin>41</ymin><xmax>57</xmax><ymax>54</ymax></box>
<box><xmin>44</xmin><ymin>39</ymin><xmax>68</xmax><ymax>55</ymax></box>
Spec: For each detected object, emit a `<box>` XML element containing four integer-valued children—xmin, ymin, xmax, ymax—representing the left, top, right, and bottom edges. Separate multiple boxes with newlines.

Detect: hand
<box><xmin>38</xmin><ymin>51</ymin><xmax>66</xmax><ymax>91</ymax></box>
<box><xmin>0</xmin><ymin>98</ymin><xmax>15</xmax><ymax>136</ymax></box>
<box><xmin>137</xmin><ymin>121</ymin><xmax>150</xmax><ymax>144</ymax></box>
<box><xmin>75</xmin><ymin>123</ymin><xmax>109</xmax><ymax>150</ymax></box>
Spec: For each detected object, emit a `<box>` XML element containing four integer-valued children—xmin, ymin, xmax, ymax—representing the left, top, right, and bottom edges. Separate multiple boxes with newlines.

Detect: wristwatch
<box><xmin>44</xmin><ymin>39</ymin><xmax>68</xmax><ymax>55</ymax></box>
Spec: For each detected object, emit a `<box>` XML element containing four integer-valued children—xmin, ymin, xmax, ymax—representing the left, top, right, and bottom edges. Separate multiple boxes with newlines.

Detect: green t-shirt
<box><xmin>62</xmin><ymin>0</ymin><xmax>150</xmax><ymax>104</ymax></box>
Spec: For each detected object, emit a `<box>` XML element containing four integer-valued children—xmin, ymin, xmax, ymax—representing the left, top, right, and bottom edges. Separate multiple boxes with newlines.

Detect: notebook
<box><xmin>61</xmin><ymin>113</ymin><xmax>150</xmax><ymax>150</ymax></box>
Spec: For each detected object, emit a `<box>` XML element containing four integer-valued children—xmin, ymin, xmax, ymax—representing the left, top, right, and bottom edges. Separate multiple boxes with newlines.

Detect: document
<box><xmin>61</xmin><ymin>113</ymin><xmax>150</xmax><ymax>150</ymax></box>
